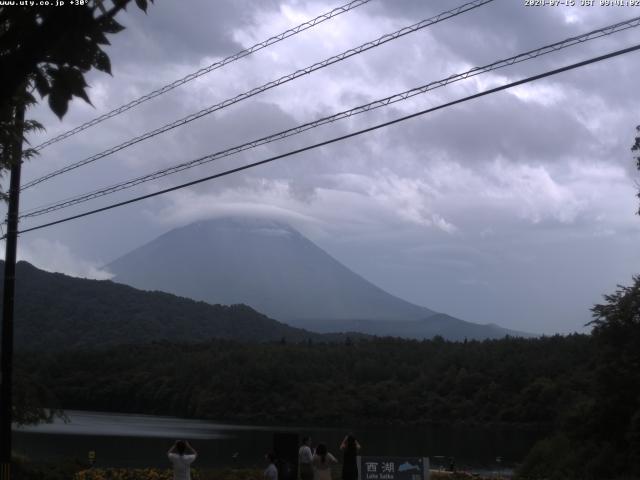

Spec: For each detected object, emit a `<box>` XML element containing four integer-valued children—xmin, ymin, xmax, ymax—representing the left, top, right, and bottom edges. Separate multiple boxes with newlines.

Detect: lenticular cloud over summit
<box><xmin>106</xmin><ymin>216</ymin><xmax>526</xmax><ymax>340</ymax></box>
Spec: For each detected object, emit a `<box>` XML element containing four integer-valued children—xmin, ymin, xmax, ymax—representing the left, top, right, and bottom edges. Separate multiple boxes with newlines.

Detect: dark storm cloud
<box><xmin>373</xmin><ymin>0</ymin><xmax>639</xmax><ymax>115</ymax></box>
<box><xmin>384</xmin><ymin>90</ymin><xmax>592</xmax><ymax>164</ymax></box>
<box><xmin>373</xmin><ymin>0</ymin><xmax>571</xmax><ymax>60</ymax></box>
<box><xmin>108</xmin><ymin>0</ymin><xmax>281</xmax><ymax>67</ymax></box>
<box><xmin>373</xmin><ymin>0</ymin><xmax>633</xmax><ymax>62</ymax></box>
<box><xmin>5</xmin><ymin>0</ymin><xmax>640</xmax><ymax>335</ymax></box>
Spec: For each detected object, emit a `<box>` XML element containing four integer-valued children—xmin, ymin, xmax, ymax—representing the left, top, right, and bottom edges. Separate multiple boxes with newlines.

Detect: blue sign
<box><xmin>358</xmin><ymin>457</ymin><xmax>430</xmax><ymax>480</ymax></box>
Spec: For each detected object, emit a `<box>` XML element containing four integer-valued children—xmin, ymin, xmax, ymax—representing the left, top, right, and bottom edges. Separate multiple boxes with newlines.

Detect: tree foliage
<box><xmin>634</xmin><ymin>125</ymin><xmax>640</xmax><ymax>214</ymax></box>
<box><xmin>0</xmin><ymin>0</ymin><xmax>152</xmax><ymax>117</ymax></box>
<box><xmin>517</xmin><ymin>127</ymin><xmax>640</xmax><ymax>479</ymax></box>
<box><xmin>584</xmin><ymin>277</ymin><xmax>640</xmax><ymax>478</ymax></box>
<box><xmin>0</xmin><ymin>0</ymin><xmax>153</xmax><ymax>196</ymax></box>
<box><xmin>20</xmin><ymin>334</ymin><xmax>593</xmax><ymax>429</ymax></box>
<box><xmin>0</xmin><ymin>90</ymin><xmax>43</xmax><ymax>200</ymax></box>
<box><xmin>518</xmin><ymin>277</ymin><xmax>640</xmax><ymax>479</ymax></box>
<box><xmin>0</xmin><ymin>261</ymin><xmax>330</xmax><ymax>352</ymax></box>
<box><xmin>0</xmin><ymin>0</ymin><xmax>153</xmax><ymax>423</ymax></box>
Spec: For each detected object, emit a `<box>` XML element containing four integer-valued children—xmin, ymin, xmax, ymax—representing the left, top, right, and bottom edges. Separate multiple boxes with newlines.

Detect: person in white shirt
<box><xmin>298</xmin><ymin>436</ymin><xmax>313</xmax><ymax>480</ymax></box>
<box><xmin>312</xmin><ymin>443</ymin><xmax>337</xmax><ymax>480</ymax></box>
<box><xmin>264</xmin><ymin>452</ymin><xmax>279</xmax><ymax>480</ymax></box>
<box><xmin>167</xmin><ymin>440</ymin><xmax>197</xmax><ymax>480</ymax></box>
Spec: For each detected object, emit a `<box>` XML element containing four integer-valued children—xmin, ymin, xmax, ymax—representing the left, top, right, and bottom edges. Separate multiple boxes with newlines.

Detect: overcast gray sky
<box><xmin>3</xmin><ymin>0</ymin><xmax>640</xmax><ymax>335</ymax></box>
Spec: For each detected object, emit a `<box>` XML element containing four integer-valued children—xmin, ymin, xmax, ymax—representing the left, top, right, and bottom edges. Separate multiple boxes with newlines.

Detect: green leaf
<box><xmin>93</xmin><ymin>49</ymin><xmax>111</xmax><ymax>75</ymax></box>
<box><xmin>112</xmin><ymin>0</ymin><xmax>130</xmax><ymax>9</ymax></box>
<box><xmin>48</xmin><ymin>67</ymin><xmax>92</xmax><ymax>117</ymax></box>
<box><xmin>90</xmin><ymin>27</ymin><xmax>111</xmax><ymax>46</ymax></box>
<box><xmin>23</xmin><ymin>120</ymin><xmax>45</xmax><ymax>135</ymax></box>
<box><xmin>76</xmin><ymin>87</ymin><xmax>92</xmax><ymax>105</ymax></box>
<box><xmin>33</xmin><ymin>70</ymin><xmax>50</xmax><ymax>98</ymax></box>
<box><xmin>23</xmin><ymin>91</ymin><xmax>36</xmax><ymax>105</ymax></box>
<box><xmin>98</xmin><ymin>17</ymin><xmax>125</xmax><ymax>34</ymax></box>
<box><xmin>48</xmin><ymin>90</ymin><xmax>69</xmax><ymax>119</ymax></box>
<box><xmin>135</xmin><ymin>0</ymin><xmax>148</xmax><ymax>12</ymax></box>
<box><xmin>65</xmin><ymin>69</ymin><xmax>92</xmax><ymax>105</ymax></box>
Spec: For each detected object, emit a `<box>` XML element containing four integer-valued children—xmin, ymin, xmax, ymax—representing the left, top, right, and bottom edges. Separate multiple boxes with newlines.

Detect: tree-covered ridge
<box><xmin>0</xmin><ymin>261</ymin><xmax>328</xmax><ymax>350</ymax></box>
<box><xmin>20</xmin><ymin>334</ymin><xmax>592</xmax><ymax>428</ymax></box>
<box><xmin>518</xmin><ymin>276</ymin><xmax>640</xmax><ymax>480</ymax></box>
<box><xmin>14</xmin><ymin>266</ymin><xmax>640</xmax><ymax>479</ymax></box>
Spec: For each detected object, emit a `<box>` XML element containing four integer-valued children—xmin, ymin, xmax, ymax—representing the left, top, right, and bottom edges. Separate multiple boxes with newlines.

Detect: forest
<box><xmin>15</xmin><ymin>275</ymin><xmax>640</xmax><ymax>479</ymax></box>
<box><xmin>0</xmin><ymin>260</ymin><xmax>332</xmax><ymax>350</ymax></box>
<box><xmin>18</xmin><ymin>334</ymin><xmax>592</xmax><ymax>427</ymax></box>
<box><xmin>1</xmin><ymin>1</ymin><xmax>639</xmax><ymax>478</ymax></box>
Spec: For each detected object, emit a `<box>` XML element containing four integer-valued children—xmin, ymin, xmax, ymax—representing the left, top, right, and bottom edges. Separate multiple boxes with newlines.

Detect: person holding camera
<box><xmin>167</xmin><ymin>440</ymin><xmax>197</xmax><ymax>480</ymax></box>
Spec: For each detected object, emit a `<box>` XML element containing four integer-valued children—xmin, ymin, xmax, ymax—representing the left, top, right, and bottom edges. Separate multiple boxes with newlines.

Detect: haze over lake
<box><xmin>15</xmin><ymin>411</ymin><xmax>542</xmax><ymax>472</ymax></box>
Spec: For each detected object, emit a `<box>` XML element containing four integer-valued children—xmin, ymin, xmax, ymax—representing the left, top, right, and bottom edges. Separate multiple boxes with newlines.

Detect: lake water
<box><xmin>14</xmin><ymin>410</ymin><xmax>542</xmax><ymax>473</ymax></box>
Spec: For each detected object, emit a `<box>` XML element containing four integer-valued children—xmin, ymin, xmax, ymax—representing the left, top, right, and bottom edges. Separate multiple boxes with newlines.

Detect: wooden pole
<box><xmin>0</xmin><ymin>99</ymin><xmax>25</xmax><ymax>480</ymax></box>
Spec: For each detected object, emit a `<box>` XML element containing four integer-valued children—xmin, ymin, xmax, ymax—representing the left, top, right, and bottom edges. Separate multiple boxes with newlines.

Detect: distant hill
<box><xmin>107</xmin><ymin>217</ymin><xmax>527</xmax><ymax>340</ymax></box>
<box><xmin>0</xmin><ymin>260</ymin><xmax>329</xmax><ymax>351</ymax></box>
<box><xmin>300</xmin><ymin>315</ymin><xmax>526</xmax><ymax>340</ymax></box>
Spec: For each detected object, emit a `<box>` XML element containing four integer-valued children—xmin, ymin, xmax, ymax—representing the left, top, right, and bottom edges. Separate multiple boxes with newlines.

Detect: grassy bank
<box><xmin>72</xmin><ymin>468</ymin><xmax>509</xmax><ymax>480</ymax></box>
<box><xmin>13</xmin><ymin>461</ymin><xmax>509</xmax><ymax>480</ymax></box>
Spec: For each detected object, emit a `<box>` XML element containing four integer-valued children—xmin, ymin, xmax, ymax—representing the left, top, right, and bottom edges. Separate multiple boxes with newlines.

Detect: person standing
<box><xmin>299</xmin><ymin>436</ymin><xmax>314</xmax><ymax>480</ymax></box>
<box><xmin>340</xmin><ymin>435</ymin><xmax>361</xmax><ymax>480</ymax></box>
<box><xmin>167</xmin><ymin>440</ymin><xmax>197</xmax><ymax>480</ymax></box>
<box><xmin>312</xmin><ymin>443</ymin><xmax>337</xmax><ymax>480</ymax></box>
<box><xmin>264</xmin><ymin>452</ymin><xmax>279</xmax><ymax>480</ymax></box>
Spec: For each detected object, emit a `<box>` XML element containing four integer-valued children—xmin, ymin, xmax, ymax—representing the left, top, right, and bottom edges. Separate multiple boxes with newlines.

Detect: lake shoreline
<box><xmin>15</xmin><ymin>407</ymin><xmax>552</xmax><ymax>432</ymax></box>
<box><xmin>14</xmin><ymin>410</ymin><xmax>534</xmax><ymax>473</ymax></box>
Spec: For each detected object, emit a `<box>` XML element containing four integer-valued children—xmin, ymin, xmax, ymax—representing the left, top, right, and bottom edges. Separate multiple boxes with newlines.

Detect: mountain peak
<box><xmin>183</xmin><ymin>216</ymin><xmax>298</xmax><ymax>239</ymax></box>
<box><xmin>108</xmin><ymin>216</ymin><xmax>434</xmax><ymax>322</ymax></box>
<box><xmin>107</xmin><ymin>216</ymin><xmax>523</xmax><ymax>340</ymax></box>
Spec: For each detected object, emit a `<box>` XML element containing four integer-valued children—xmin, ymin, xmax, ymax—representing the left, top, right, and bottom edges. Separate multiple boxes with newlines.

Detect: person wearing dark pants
<box><xmin>340</xmin><ymin>435</ymin><xmax>361</xmax><ymax>480</ymax></box>
<box><xmin>299</xmin><ymin>436</ymin><xmax>313</xmax><ymax>480</ymax></box>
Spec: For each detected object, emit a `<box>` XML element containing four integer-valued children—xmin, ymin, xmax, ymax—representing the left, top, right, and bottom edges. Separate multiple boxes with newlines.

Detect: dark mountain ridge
<box><xmin>0</xmin><ymin>260</ymin><xmax>330</xmax><ymax>351</ymax></box>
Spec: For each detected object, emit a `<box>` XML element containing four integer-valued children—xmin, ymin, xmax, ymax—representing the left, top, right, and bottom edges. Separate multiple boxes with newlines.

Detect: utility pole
<box><xmin>0</xmin><ymin>98</ymin><xmax>25</xmax><ymax>480</ymax></box>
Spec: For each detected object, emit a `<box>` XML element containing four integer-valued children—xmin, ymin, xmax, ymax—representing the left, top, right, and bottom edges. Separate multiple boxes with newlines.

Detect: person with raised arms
<box><xmin>167</xmin><ymin>440</ymin><xmax>197</xmax><ymax>480</ymax></box>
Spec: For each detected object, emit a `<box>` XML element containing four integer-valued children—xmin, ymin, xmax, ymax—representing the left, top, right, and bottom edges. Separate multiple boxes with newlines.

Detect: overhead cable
<box><xmin>11</xmin><ymin>43</ymin><xmax>640</xmax><ymax>238</ymax></box>
<box><xmin>19</xmin><ymin>15</ymin><xmax>640</xmax><ymax>219</ymax></box>
<box><xmin>21</xmin><ymin>0</ymin><xmax>495</xmax><ymax>191</ymax></box>
<box><xmin>31</xmin><ymin>0</ymin><xmax>373</xmax><ymax>152</ymax></box>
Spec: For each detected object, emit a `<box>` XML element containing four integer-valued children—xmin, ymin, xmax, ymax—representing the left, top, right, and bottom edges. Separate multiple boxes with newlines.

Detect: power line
<box><xmin>19</xmin><ymin>15</ymin><xmax>640</xmax><ymax>219</ymax></box>
<box><xmin>31</xmin><ymin>0</ymin><xmax>373</xmax><ymax>152</ymax></box>
<box><xmin>11</xmin><ymin>43</ymin><xmax>640</xmax><ymax>238</ymax></box>
<box><xmin>21</xmin><ymin>0</ymin><xmax>495</xmax><ymax>191</ymax></box>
